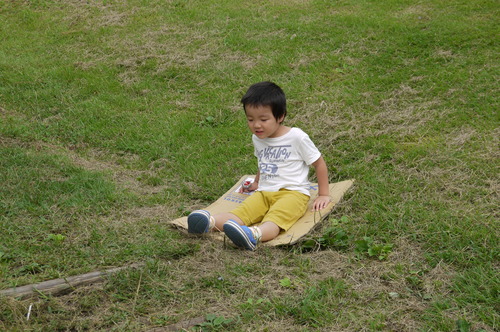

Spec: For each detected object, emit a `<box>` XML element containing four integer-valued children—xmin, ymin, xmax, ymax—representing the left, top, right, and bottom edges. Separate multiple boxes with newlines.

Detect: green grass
<box><xmin>1</xmin><ymin>0</ymin><xmax>498</xmax><ymax>330</ymax></box>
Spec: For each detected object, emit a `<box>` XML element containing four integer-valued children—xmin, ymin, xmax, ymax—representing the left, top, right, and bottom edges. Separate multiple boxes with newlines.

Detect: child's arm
<box><xmin>311</xmin><ymin>156</ymin><xmax>331</xmax><ymax>211</ymax></box>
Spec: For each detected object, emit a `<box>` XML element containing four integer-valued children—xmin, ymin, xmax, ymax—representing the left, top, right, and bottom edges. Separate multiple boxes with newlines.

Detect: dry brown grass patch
<box><xmin>62</xmin><ymin>0</ymin><xmax>135</xmax><ymax>29</ymax></box>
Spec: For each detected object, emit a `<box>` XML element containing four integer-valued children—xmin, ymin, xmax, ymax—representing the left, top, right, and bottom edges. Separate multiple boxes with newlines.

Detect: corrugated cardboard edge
<box><xmin>168</xmin><ymin>175</ymin><xmax>354</xmax><ymax>246</ymax></box>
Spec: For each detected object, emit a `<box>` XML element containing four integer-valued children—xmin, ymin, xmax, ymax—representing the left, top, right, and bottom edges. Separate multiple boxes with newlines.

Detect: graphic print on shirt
<box><xmin>257</xmin><ymin>145</ymin><xmax>292</xmax><ymax>181</ymax></box>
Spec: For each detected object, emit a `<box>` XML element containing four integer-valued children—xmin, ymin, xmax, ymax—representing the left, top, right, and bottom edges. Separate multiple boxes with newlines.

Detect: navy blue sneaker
<box><xmin>187</xmin><ymin>210</ymin><xmax>212</xmax><ymax>234</ymax></box>
<box><xmin>223</xmin><ymin>220</ymin><xmax>257</xmax><ymax>251</ymax></box>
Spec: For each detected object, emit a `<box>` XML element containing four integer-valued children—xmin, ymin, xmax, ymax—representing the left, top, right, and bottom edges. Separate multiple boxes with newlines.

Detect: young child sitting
<box><xmin>188</xmin><ymin>81</ymin><xmax>331</xmax><ymax>251</ymax></box>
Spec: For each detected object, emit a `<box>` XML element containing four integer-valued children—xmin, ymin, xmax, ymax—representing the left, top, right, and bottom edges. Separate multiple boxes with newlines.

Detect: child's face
<box><xmin>244</xmin><ymin>104</ymin><xmax>285</xmax><ymax>139</ymax></box>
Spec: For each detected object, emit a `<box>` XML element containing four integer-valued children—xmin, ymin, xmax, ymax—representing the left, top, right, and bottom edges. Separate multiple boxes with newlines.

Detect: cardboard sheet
<box><xmin>169</xmin><ymin>175</ymin><xmax>354</xmax><ymax>246</ymax></box>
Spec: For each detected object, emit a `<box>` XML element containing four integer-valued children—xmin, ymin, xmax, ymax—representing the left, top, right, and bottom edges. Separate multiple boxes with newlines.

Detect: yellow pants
<box><xmin>230</xmin><ymin>189</ymin><xmax>309</xmax><ymax>231</ymax></box>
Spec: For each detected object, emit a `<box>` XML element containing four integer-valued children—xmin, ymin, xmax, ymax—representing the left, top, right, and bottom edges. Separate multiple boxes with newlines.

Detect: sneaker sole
<box><xmin>223</xmin><ymin>221</ymin><xmax>256</xmax><ymax>251</ymax></box>
<box><xmin>187</xmin><ymin>210</ymin><xmax>210</xmax><ymax>234</ymax></box>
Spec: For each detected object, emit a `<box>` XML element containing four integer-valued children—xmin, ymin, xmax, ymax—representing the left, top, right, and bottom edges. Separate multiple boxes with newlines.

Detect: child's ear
<box><xmin>278</xmin><ymin>115</ymin><xmax>285</xmax><ymax>124</ymax></box>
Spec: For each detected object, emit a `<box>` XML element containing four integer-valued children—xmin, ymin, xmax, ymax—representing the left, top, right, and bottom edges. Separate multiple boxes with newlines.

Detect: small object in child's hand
<box><xmin>242</xmin><ymin>180</ymin><xmax>252</xmax><ymax>189</ymax></box>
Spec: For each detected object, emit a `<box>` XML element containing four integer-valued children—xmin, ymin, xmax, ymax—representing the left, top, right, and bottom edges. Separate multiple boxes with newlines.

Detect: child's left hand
<box><xmin>312</xmin><ymin>195</ymin><xmax>331</xmax><ymax>211</ymax></box>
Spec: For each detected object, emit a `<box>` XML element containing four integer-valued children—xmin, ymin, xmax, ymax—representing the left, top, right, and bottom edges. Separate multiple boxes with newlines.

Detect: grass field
<box><xmin>0</xmin><ymin>0</ymin><xmax>498</xmax><ymax>331</ymax></box>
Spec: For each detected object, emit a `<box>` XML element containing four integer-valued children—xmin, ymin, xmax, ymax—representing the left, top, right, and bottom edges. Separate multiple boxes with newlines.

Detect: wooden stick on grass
<box><xmin>0</xmin><ymin>263</ymin><xmax>144</xmax><ymax>300</ymax></box>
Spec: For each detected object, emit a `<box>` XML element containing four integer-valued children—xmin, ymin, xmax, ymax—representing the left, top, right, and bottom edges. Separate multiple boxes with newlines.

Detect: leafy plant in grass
<box><xmin>355</xmin><ymin>236</ymin><xmax>394</xmax><ymax>261</ymax></box>
<box><xmin>47</xmin><ymin>233</ymin><xmax>66</xmax><ymax>244</ymax></box>
<box><xmin>196</xmin><ymin>314</ymin><xmax>234</xmax><ymax>331</ymax></box>
<box><xmin>299</xmin><ymin>216</ymin><xmax>351</xmax><ymax>252</ymax></box>
<box><xmin>279</xmin><ymin>277</ymin><xmax>294</xmax><ymax>289</ymax></box>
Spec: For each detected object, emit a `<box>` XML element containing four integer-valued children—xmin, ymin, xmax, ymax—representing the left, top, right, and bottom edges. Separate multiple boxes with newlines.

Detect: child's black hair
<box><xmin>241</xmin><ymin>81</ymin><xmax>287</xmax><ymax>122</ymax></box>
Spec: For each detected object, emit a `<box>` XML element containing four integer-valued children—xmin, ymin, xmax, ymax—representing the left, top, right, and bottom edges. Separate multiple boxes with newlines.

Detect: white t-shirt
<box><xmin>253</xmin><ymin>127</ymin><xmax>321</xmax><ymax>196</ymax></box>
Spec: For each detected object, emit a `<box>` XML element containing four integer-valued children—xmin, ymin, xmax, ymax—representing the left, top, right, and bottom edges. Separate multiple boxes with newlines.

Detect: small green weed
<box><xmin>355</xmin><ymin>236</ymin><xmax>394</xmax><ymax>261</ymax></box>
<box><xmin>47</xmin><ymin>233</ymin><xmax>66</xmax><ymax>244</ymax></box>
<box><xmin>152</xmin><ymin>315</ymin><xmax>174</xmax><ymax>326</ymax></box>
<box><xmin>279</xmin><ymin>277</ymin><xmax>294</xmax><ymax>288</ymax></box>
<box><xmin>244</xmin><ymin>298</ymin><xmax>269</xmax><ymax>306</ymax></box>
<box><xmin>199</xmin><ymin>116</ymin><xmax>216</xmax><ymax>127</ymax></box>
<box><xmin>196</xmin><ymin>314</ymin><xmax>234</xmax><ymax>331</ymax></box>
<box><xmin>299</xmin><ymin>216</ymin><xmax>351</xmax><ymax>252</ymax></box>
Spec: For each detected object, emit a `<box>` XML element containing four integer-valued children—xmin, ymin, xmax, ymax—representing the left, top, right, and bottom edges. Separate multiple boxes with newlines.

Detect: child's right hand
<box><xmin>240</xmin><ymin>181</ymin><xmax>258</xmax><ymax>193</ymax></box>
